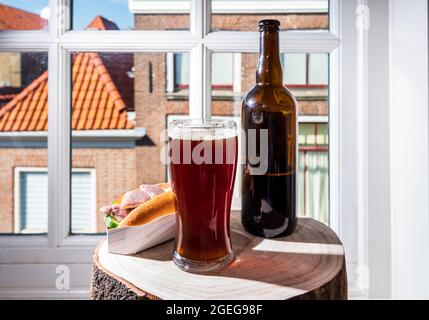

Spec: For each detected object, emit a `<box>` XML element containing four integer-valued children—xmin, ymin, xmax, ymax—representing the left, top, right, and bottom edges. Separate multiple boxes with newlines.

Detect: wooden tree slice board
<box><xmin>91</xmin><ymin>214</ymin><xmax>347</xmax><ymax>300</ymax></box>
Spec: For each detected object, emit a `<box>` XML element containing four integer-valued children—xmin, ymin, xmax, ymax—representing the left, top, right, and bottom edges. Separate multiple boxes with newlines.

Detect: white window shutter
<box><xmin>19</xmin><ymin>172</ymin><xmax>48</xmax><ymax>233</ymax></box>
<box><xmin>18</xmin><ymin>170</ymin><xmax>95</xmax><ymax>234</ymax></box>
<box><xmin>71</xmin><ymin>172</ymin><xmax>95</xmax><ymax>234</ymax></box>
<box><xmin>174</xmin><ymin>53</ymin><xmax>190</xmax><ymax>86</ymax></box>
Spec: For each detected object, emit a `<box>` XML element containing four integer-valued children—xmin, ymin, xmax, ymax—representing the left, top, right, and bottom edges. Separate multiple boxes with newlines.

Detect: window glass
<box><xmin>309</xmin><ymin>53</ymin><xmax>329</xmax><ymax>85</ymax></box>
<box><xmin>72</xmin><ymin>0</ymin><xmax>190</xmax><ymax>31</ymax></box>
<box><xmin>70</xmin><ymin>51</ymin><xmax>189</xmax><ymax>234</ymax></box>
<box><xmin>212</xmin><ymin>53</ymin><xmax>233</xmax><ymax>87</ymax></box>
<box><xmin>0</xmin><ymin>51</ymin><xmax>48</xmax><ymax>234</ymax></box>
<box><xmin>0</xmin><ymin>2</ymin><xmax>334</xmax><ymax>234</ymax></box>
<box><xmin>298</xmin><ymin>123</ymin><xmax>329</xmax><ymax>222</ymax></box>
<box><xmin>298</xmin><ymin>123</ymin><xmax>329</xmax><ymax>223</ymax></box>
<box><xmin>0</xmin><ymin>1</ymin><xmax>49</xmax><ymax>31</ymax></box>
<box><xmin>299</xmin><ymin>150</ymin><xmax>329</xmax><ymax>223</ymax></box>
<box><xmin>282</xmin><ymin>53</ymin><xmax>329</xmax><ymax>86</ymax></box>
<box><xmin>282</xmin><ymin>53</ymin><xmax>307</xmax><ymax>85</ymax></box>
<box><xmin>174</xmin><ymin>53</ymin><xmax>189</xmax><ymax>88</ymax></box>
<box><xmin>299</xmin><ymin>123</ymin><xmax>317</xmax><ymax>145</ymax></box>
<box><xmin>316</xmin><ymin>121</ymin><xmax>329</xmax><ymax>144</ymax></box>
<box><xmin>211</xmin><ymin>0</ymin><xmax>329</xmax><ymax>32</ymax></box>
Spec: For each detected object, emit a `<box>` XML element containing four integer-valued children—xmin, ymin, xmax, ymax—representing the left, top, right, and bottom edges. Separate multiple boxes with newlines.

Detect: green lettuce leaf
<box><xmin>104</xmin><ymin>215</ymin><xmax>119</xmax><ymax>229</ymax></box>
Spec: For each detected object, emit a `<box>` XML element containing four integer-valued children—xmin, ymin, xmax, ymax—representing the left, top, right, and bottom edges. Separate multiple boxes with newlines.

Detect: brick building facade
<box><xmin>0</xmin><ymin>2</ymin><xmax>329</xmax><ymax>234</ymax></box>
<box><xmin>133</xmin><ymin>12</ymin><xmax>329</xmax><ymax>192</ymax></box>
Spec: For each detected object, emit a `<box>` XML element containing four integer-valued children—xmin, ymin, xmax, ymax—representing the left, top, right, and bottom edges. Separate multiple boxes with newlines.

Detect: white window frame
<box><xmin>0</xmin><ymin>0</ymin><xmax>368</xmax><ymax>299</ymax></box>
<box><xmin>167</xmin><ymin>52</ymin><xmax>240</xmax><ymax>92</ymax></box>
<box><xmin>13</xmin><ymin>167</ymin><xmax>97</xmax><ymax>235</ymax></box>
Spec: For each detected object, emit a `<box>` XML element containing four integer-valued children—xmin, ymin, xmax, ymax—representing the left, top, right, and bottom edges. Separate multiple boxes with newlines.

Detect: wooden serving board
<box><xmin>91</xmin><ymin>213</ymin><xmax>347</xmax><ymax>300</ymax></box>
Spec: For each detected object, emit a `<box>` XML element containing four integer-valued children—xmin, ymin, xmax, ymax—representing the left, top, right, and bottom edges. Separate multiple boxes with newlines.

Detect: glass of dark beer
<box><xmin>168</xmin><ymin>119</ymin><xmax>238</xmax><ymax>273</ymax></box>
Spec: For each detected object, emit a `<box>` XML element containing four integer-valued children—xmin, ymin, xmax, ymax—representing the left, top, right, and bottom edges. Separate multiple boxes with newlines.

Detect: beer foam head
<box><xmin>168</xmin><ymin>119</ymin><xmax>237</xmax><ymax>141</ymax></box>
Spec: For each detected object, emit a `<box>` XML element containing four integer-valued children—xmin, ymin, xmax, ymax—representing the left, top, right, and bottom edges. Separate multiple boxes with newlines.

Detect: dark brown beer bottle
<box><xmin>241</xmin><ymin>19</ymin><xmax>297</xmax><ymax>238</ymax></box>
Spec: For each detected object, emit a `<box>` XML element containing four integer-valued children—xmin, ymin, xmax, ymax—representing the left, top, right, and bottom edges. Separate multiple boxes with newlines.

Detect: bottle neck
<box><xmin>256</xmin><ymin>30</ymin><xmax>283</xmax><ymax>85</ymax></box>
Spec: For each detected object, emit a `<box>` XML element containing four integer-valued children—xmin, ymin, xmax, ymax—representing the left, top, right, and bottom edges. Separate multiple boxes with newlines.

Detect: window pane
<box><xmin>212</xmin><ymin>53</ymin><xmax>233</xmax><ymax>86</ymax></box>
<box><xmin>299</xmin><ymin>123</ymin><xmax>317</xmax><ymax>145</ymax></box>
<box><xmin>0</xmin><ymin>51</ymin><xmax>48</xmax><ymax>234</ymax></box>
<box><xmin>71</xmin><ymin>171</ymin><xmax>95</xmax><ymax>234</ymax></box>
<box><xmin>300</xmin><ymin>151</ymin><xmax>329</xmax><ymax>222</ymax></box>
<box><xmin>299</xmin><ymin>123</ymin><xmax>329</xmax><ymax>146</ymax></box>
<box><xmin>211</xmin><ymin>0</ymin><xmax>329</xmax><ymax>31</ymax></box>
<box><xmin>298</xmin><ymin>123</ymin><xmax>328</xmax><ymax>221</ymax></box>
<box><xmin>18</xmin><ymin>171</ymin><xmax>48</xmax><ymax>233</ymax></box>
<box><xmin>316</xmin><ymin>122</ymin><xmax>329</xmax><ymax>145</ymax></box>
<box><xmin>174</xmin><ymin>53</ymin><xmax>189</xmax><ymax>88</ymax></box>
<box><xmin>70</xmin><ymin>51</ymin><xmax>189</xmax><ymax>234</ymax></box>
<box><xmin>0</xmin><ymin>1</ymin><xmax>48</xmax><ymax>31</ymax></box>
<box><xmin>72</xmin><ymin>0</ymin><xmax>190</xmax><ymax>31</ymax></box>
<box><xmin>282</xmin><ymin>53</ymin><xmax>307</xmax><ymax>85</ymax></box>
<box><xmin>309</xmin><ymin>53</ymin><xmax>329</xmax><ymax>85</ymax></box>
<box><xmin>210</xmin><ymin>52</ymin><xmax>329</xmax><ymax>224</ymax></box>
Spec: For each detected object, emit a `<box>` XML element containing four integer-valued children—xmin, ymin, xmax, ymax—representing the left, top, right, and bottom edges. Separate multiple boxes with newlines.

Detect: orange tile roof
<box><xmin>0</xmin><ymin>4</ymin><xmax>47</xmax><ymax>30</ymax></box>
<box><xmin>0</xmin><ymin>72</ymin><xmax>48</xmax><ymax>131</ymax></box>
<box><xmin>71</xmin><ymin>52</ymin><xmax>134</xmax><ymax>130</ymax></box>
<box><xmin>0</xmin><ymin>93</ymin><xmax>18</xmax><ymax>107</ymax></box>
<box><xmin>86</xmin><ymin>16</ymin><xmax>119</xmax><ymax>30</ymax></box>
<box><xmin>0</xmin><ymin>52</ymin><xmax>134</xmax><ymax>131</ymax></box>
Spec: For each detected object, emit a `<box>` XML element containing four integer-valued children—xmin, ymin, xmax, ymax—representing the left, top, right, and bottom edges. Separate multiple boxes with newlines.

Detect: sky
<box><xmin>0</xmin><ymin>0</ymin><xmax>134</xmax><ymax>30</ymax></box>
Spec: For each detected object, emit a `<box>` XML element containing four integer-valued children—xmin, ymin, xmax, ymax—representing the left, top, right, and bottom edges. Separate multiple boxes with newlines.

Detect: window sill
<box><xmin>0</xmin><ymin>234</ymin><xmax>48</xmax><ymax>247</ymax></box>
<box><xmin>0</xmin><ymin>128</ymin><xmax>146</xmax><ymax>148</ymax></box>
<box><xmin>165</xmin><ymin>90</ymin><xmax>242</xmax><ymax>102</ymax></box>
<box><xmin>290</xmin><ymin>87</ymin><xmax>328</xmax><ymax>101</ymax></box>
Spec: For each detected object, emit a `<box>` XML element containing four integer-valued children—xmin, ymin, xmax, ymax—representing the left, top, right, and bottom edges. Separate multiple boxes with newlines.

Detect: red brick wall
<box><xmin>211</xmin><ymin>13</ymin><xmax>328</xmax><ymax>31</ymax></box>
<box><xmin>0</xmin><ymin>147</ymin><xmax>137</xmax><ymax>233</ymax></box>
<box><xmin>134</xmin><ymin>14</ymin><xmax>189</xmax><ymax>30</ymax></box>
<box><xmin>134</xmin><ymin>13</ymin><xmax>328</xmax><ymax>31</ymax></box>
<box><xmin>0</xmin><ymin>148</ymin><xmax>47</xmax><ymax>233</ymax></box>
<box><xmin>134</xmin><ymin>52</ymin><xmax>189</xmax><ymax>185</ymax></box>
<box><xmin>72</xmin><ymin>148</ymin><xmax>137</xmax><ymax>232</ymax></box>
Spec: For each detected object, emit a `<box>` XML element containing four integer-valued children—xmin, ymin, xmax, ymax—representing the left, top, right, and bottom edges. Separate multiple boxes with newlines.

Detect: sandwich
<box><xmin>99</xmin><ymin>183</ymin><xmax>176</xmax><ymax>229</ymax></box>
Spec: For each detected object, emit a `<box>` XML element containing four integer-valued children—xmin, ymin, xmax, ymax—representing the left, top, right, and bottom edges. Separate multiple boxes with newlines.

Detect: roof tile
<box><xmin>0</xmin><ymin>4</ymin><xmax>47</xmax><ymax>30</ymax></box>
<box><xmin>0</xmin><ymin>52</ymin><xmax>134</xmax><ymax>131</ymax></box>
<box><xmin>0</xmin><ymin>13</ymin><xmax>133</xmax><ymax>132</ymax></box>
<box><xmin>86</xmin><ymin>16</ymin><xmax>119</xmax><ymax>31</ymax></box>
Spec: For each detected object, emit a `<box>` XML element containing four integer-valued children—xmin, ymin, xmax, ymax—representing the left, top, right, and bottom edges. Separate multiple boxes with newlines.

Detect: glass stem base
<box><xmin>172</xmin><ymin>250</ymin><xmax>234</xmax><ymax>274</ymax></box>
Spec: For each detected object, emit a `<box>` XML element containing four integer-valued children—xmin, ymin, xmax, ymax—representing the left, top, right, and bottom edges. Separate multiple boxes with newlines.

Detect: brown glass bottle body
<box><xmin>241</xmin><ymin>20</ymin><xmax>298</xmax><ymax>238</ymax></box>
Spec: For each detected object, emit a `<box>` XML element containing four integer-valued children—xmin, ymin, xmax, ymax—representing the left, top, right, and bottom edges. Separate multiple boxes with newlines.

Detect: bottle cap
<box><xmin>259</xmin><ymin>19</ymin><xmax>280</xmax><ymax>31</ymax></box>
